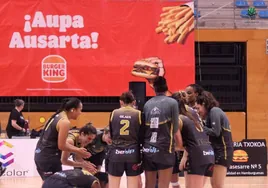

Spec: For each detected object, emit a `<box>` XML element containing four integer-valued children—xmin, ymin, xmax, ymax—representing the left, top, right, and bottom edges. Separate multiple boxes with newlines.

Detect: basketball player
<box><xmin>185</xmin><ymin>84</ymin><xmax>204</xmax><ymax>109</ymax></box>
<box><xmin>65</xmin><ymin>124</ymin><xmax>110</xmax><ymax>188</ymax></box>
<box><xmin>86</xmin><ymin>127</ymin><xmax>111</xmax><ymax>171</ymax></box>
<box><xmin>61</xmin><ymin>123</ymin><xmax>98</xmax><ymax>173</ymax></box>
<box><xmin>143</xmin><ymin>76</ymin><xmax>183</xmax><ymax>188</ymax></box>
<box><xmin>178</xmin><ymin>90</ymin><xmax>203</xmax><ymax>125</ymax></box>
<box><xmin>42</xmin><ymin>169</ymin><xmax>100</xmax><ymax>188</ymax></box>
<box><xmin>34</xmin><ymin>98</ymin><xmax>91</xmax><ymax>180</ymax></box>
<box><xmin>169</xmin><ymin>90</ymin><xmax>201</xmax><ymax>188</ymax></box>
<box><xmin>85</xmin><ymin>127</ymin><xmax>112</xmax><ymax>188</ymax></box>
<box><xmin>172</xmin><ymin>91</ymin><xmax>214</xmax><ymax>188</ymax></box>
<box><xmin>107</xmin><ymin>91</ymin><xmax>143</xmax><ymax>188</ymax></box>
<box><xmin>196</xmin><ymin>91</ymin><xmax>233</xmax><ymax>188</ymax></box>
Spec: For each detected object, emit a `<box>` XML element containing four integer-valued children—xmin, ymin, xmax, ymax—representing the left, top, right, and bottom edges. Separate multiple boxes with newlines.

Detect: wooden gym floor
<box><xmin>0</xmin><ymin>174</ymin><xmax>267</xmax><ymax>188</ymax></box>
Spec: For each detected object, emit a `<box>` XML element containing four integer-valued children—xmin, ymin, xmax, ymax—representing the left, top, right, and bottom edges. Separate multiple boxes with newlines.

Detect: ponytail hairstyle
<box><xmin>172</xmin><ymin>91</ymin><xmax>202</xmax><ymax>130</ymax></box>
<box><xmin>79</xmin><ymin>122</ymin><xmax>97</xmax><ymax>135</ymax></box>
<box><xmin>40</xmin><ymin>97</ymin><xmax>81</xmax><ymax>139</ymax></box>
<box><xmin>43</xmin><ymin>98</ymin><xmax>82</xmax><ymax>131</ymax></box>
<box><xmin>196</xmin><ymin>91</ymin><xmax>219</xmax><ymax>111</ymax></box>
<box><xmin>56</xmin><ymin>97</ymin><xmax>81</xmax><ymax>115</ymax></box>
<box><xmin>52</xmin><ymin>97</ymin><xmax>82</xmax><ymax>118</ymax></box>
<box><xmin>120</xmin><ymin>91</ymin><xmax>135</xmax><ymax>105</ymax></box>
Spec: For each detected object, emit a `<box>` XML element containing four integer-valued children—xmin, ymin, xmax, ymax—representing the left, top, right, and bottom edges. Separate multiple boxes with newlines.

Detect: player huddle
<box><xmin>33</xmin><ymin>76</ymin><xmax>233</xmax><ymax>188</ymax></box>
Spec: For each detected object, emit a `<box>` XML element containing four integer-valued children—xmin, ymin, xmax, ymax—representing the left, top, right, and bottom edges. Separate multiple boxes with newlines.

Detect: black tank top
<box><xmin>35</xmin><ymin>112</ymin><xmax>68</xmax><ymax>161</ymax></box>
<box><xmin>51</xmin><ymin>169</ymin><xmax>97</xmax><ymax>187</ymax></box>
<box><xmin>86</xmin><ymin>130</ymin><xmax>106</xmax><ymax>155</ymax></box>
<box><xmin>108</xmin><ymin>106</ymin><xmax>141</xmax><ymax>163</ymax></box>
<box><xmin>180</xmin><ymin>115</ymin><xmax>215</xmax><ymax>166</ymax></box>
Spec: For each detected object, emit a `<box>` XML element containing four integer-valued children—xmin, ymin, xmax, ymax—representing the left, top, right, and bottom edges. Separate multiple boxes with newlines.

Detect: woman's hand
<box><xmin>143</xmin><ymin>57</ymin><xmax>165</xmax><ymax>88</ymax></box>
<box><xmin>82</xmin><ymin>161</ymin><xmax>98</xmax><ymax>174</ymax></box>
<box><xmin>179</xmin><ymin>156</ymin><xmax>187</xmax><ymax>171</ymax></box>
<box><xmin>77</xmin><ymin>148</ymin><xmax>91</xmax><ymax>159</ymax></box>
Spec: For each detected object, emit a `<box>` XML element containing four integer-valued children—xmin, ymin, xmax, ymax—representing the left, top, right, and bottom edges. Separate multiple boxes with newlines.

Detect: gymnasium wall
<box><xmin>0</xmin><ymin>111</ymin><xmax>245</xmax><ymax>142</ymax></box>
<box><xmin>196</xmin><ymin>29</ymin><xmax>268</xmax><ymax>142</ymax></box>
<box><xmin>0</xmin><ymin>29</ymin><xmax>267</xmax><ymax>142</ymax></box>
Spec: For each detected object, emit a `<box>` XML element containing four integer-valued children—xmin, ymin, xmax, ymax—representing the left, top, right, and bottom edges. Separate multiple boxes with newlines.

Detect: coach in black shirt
<box><xmin>6</xmin><ymin>99</ymin><xmax>27</xmax><ymax>138</ymax></box>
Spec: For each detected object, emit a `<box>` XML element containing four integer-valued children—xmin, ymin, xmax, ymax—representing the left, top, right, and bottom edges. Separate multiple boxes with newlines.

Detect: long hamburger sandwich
<box><xmin>232</xmin><ymin>150</ymin><xmax>248</xmax><ymax>162</ymax></box>
<box><xmin>131</xmin><ymin>60</ymin><xmax>159</xmax><ymax>79</ymax></box>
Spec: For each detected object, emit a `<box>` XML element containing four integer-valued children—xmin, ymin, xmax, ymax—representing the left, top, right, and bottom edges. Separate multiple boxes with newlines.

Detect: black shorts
<box><xmin>143</xmin><ymin>156</ymin><xmax>173</xmax><ymax>172</ymax></box>
<box><xmin>35</xmin><ymin>160</ymin><xmax>62</xmax><ymax>180</ymax></box>
<box><xmin>95</xmin><ymin>172</ymin><xmax>109</xmax><ymax>184</ymax></box>
<box><xmin>105</xmin><ymin>159</ymin><xmax>109</xmax><ymax>173</ymax></box>
<box><xmin>172</xmin><ymin>152</ymin><xmax>180</xmax><ymax>174</ymax></box>
<box><xmin>185</xmin><ymin>161</ymin><xmax>214</xmax><ymax>177</ymax></box>
<box><xmin>42</xmin><ymin>178</ymin><xmax>72</xmax><ymax>188</ymax></box>
<box><xmin>87</xmin><ymin>152</ymin><xmax>105</xmax><ymax>167</ymax></box>
<box><xmin>172</xmin><ymin>151</ymin><xmax>183</xmax><ymax>174</ymax></box>
<box><xmin>214</xmin><ymin>148</ymin><xmax>233</xmax><ymax>168</ymax></box>
<box><xmin>107</xmin><ymin>160</ymin><xmax>142</xmax><ymax>177</ymax></box>
<box><xmin>42</xmin><ymin>176</ymin><xmax>98</xmax><ymax>188</ymax></box>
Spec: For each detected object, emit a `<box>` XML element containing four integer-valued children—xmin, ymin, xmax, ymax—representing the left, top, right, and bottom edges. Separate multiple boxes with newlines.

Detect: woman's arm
<box><xmin>61</xmin><ymin>139</ymin><xmax>84</xmax><ymax>168</ymax></box>
<box><xmin>57</xmin><ymin>119</ymin><xmax>90</xmax><ymax>158</ymax></box>
<box><xmin>175</xmin><ymin>117</ymin><xmax>183</xmax><ymax>150</ymax></box>
<box><xmin>10</xmin><ymin>110</ymin><xmax>25</xmax><ymax>131</ymax></box>
<box><xmin>179</xmin><ymin>149</ymin><xmax>188</xmax><ymax>171</ymax></box>
<box><xmin>11</xmin><ymin>120</ymin><xmax>25</xmax><ymax>131</ymax></box>
<box><xmin>203</xmin><ymin>108</ymin><xmax>222</xmax><ymax>137</ymax></box>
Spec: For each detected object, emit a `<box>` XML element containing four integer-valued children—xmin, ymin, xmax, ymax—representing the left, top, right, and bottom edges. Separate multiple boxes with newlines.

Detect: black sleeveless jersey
<box><xmin>108</xmin><ymin>106</ymin><xmax>141</xmax><ymax>163</ymax></box>
<box><xmin>86</xmin><ymin>130</ymin><xmax>107</xmax><ymax>166</ymax></box>
<box><xmin>50</xmin><ymin>169</ymin><xmax>97</xmax><ymax>187</ymax></box>
<box><xmin>86</xmin><ymin>130</ymin><xmax>107</xmax><ymax>155</ymax></box>
<box><xmin>35</xmin><ymin>112</ymin><xmax>68</xmax><ymax>161</ymax></box>
<box><xmin>180</xmin><ymin>115</ymin><xmax>214</xmax><ymax>166</ymax></box>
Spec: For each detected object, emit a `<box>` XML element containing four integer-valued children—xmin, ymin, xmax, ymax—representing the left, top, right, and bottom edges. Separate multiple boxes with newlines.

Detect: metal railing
<box><xmin>195</xmin><ymin>0</ymin><xmax>268</xmax><ymax>29</ymax></box>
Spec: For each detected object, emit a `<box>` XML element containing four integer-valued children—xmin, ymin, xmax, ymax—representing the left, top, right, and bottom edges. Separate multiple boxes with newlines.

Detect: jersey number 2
<box><xmin>120</xmin><ymin>120</ymin><xmax>130</xmax><ymax>135</ymax></box>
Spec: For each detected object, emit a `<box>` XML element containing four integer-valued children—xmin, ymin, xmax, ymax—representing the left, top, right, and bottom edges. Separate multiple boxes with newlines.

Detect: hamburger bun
<box><xmin>232</xmin><ymin>150</ymin><xmax>248</xmax><ymax>163</ymax></box>
<box><xmin>133</xmin><ymin>60</ymin><xmax>158</xmax><ymax>68</ymax></box>
<box><xmin>131</xmin><ymin>60</ymin><xmax>159</xmax><ymax>79</ymax></box>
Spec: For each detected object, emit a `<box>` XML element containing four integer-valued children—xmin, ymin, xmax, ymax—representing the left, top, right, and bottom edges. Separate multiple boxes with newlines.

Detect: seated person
<box><xmin>42</xmin><ymin>169</ymin><xmax>100</xmax><ymax>188</ymax></box>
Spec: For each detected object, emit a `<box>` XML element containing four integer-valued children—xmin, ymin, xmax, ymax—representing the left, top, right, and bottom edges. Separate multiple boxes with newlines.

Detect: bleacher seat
<box><xmin>236</xmin><ymin>0</ymin><xmax>249</xmax><ymax>8</ymax></box>
<box><xmin>258</xmin><ymin>10</ymin><xmax>268</xmax><ymax>18</ymax></box>
<box><xmin>253</xmin><ymin>0</ymin><xmax>267</xmax><ymax>8</ymax></box>
<box><xmin>240</xmin><ymin>9</ymin><xmax>250</xmax><ymax>18</ymax></box>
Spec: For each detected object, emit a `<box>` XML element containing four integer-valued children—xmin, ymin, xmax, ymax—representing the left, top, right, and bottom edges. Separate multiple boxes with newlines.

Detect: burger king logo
<box><xmin>232</xmin><ymin>150</ymin><xmax>249</xmax><ymax>163</ymax></box>
<box><xmin>42</xmin><ymin>55</ymin><xmax>67</xmax><ymax>83</ymax></box>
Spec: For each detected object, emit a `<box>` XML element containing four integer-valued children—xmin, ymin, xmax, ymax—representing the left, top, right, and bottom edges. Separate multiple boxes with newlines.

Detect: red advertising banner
<box><xmin>0</xmin><ymin>0</ymin><xmax>195</xmax><ymax>96</ymax></box>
